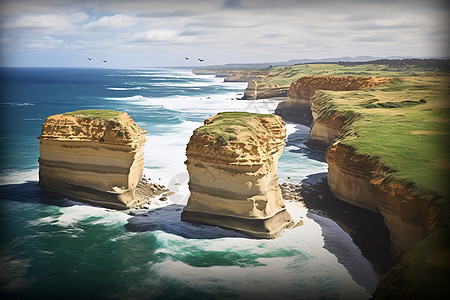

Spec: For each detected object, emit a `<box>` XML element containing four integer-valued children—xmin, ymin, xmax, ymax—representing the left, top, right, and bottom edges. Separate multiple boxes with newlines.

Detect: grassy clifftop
<box><xmin>319</xmin><ymin>75</ymin><xmax>449</xmax><ymax>198</ymax></box>
<box><xmin>63</xmin><ymin>109</ymin><xmax>123</xmax><ymax>121</ymax></box>
<box><xmin>255</xmin><ymin>62</ymin><xmax>449</xmax><ymax>197</ymax></box>
<box><xmin>193</xmin><ymin>112</ymin><xmax>275</xmax><ymax>145</ymax></box>
<box><xmin>259</xmin><ymin>63</ymin><xmax>448</xmax><ymax>86</ymax></box>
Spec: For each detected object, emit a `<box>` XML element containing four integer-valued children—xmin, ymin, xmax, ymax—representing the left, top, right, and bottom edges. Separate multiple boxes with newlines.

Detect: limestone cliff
<box><xmin>38</xmin><ymin>110</ymin><xmax>147</xmax><ymax>209</ymax></box>
<box><xmin>275</xmin><ymin>75</ymin><xmax>392</xmax><ymax>125</ymax></box>
<box><xmin>326</xmin><ymin>144</ymin><xmax>442</xmax><ymax>257</ymax></box>
<box><xmin>181</xmin><ymin>112</ymin><xmax>293</xmax><ymax>238</ymax></box>
<box><xmin>191</xmin><ymin>69</ymin><xmax>268</xmax><ymax>82</ymax></box>
<box><xmin>241</xmin><ymin>81</ymin><xmax>289</xmax><ymax>100</ymax></box>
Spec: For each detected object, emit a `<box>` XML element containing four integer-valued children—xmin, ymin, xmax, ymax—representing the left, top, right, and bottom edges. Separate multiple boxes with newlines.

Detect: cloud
<box><xmin>1</xmin><ymin>0</ymin><xmax>448</xmax><ymax>66</ymax></box>
<box><xmin>83</xmin><ymin>14</ymin><xmax>138</xmax><ymax>30</ymax></box>
<box><xmin>1</xmin><ymin>12</ymin><xmax>88</xmax><ymax>32</ymax></box>
<box><xmin>129</xmin><ymin>29</ymin><xmax>180</xmax><ymax>42</ymax></box>
<box><xmin>222</xmin><ymin>0</ymin><xmax>243</xmax><ymax>9</ymax></box>
<box><xmin>27</xmin><ymin>36</ymin><xmax>65</xmax><ymax>50</ymax></box>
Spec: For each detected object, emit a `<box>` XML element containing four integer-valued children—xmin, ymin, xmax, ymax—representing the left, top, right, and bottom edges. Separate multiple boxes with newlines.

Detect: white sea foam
<box><xmin>32</xmin><ymin>205</ymin><xmax>130</xmax><ymax>228</ymax></box>
<box><xmin>106</xmin><ymin>87</ymin><xmax>147</xmax><ymax>91</ymax></box>
<box><xmin>105</xmin><ymin>95</ymin><xmax>151</xmax><ymax>101</ymax></box>
<box><xmin>0</xmin><ymin>169</ymin><xmax>38</xmax><ymax>185</ymax></box>
<box><xmin>1</xmin><ymin>102</ymin><xmax>34</xmax><ymax>106</ymax></box>
<box><xmin>147</xmin><ymin>243</ymin><xmax>369</xmax><ymax>299</ymax></box>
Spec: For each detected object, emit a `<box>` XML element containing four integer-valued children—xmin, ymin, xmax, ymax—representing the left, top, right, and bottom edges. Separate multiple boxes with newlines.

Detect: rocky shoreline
<box><xmin>280</xmin><ymin>180</ymin><xmax>396</xmax><ymax>275</ymax></box>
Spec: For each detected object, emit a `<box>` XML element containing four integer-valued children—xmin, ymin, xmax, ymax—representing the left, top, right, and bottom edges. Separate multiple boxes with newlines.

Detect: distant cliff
<box><xmin>275</xmin><ymin>75</ymin><xmax>392</xmax><ymax>125</ymax></box>
<box><xmin>191</xmin><ymin>69</ymin><xmax>268</xmax><ymax>82</ymax></box>
<box><xmin>181</xmin><ymin>112</ymin><xmax>293</xmax><ymax>238</ymax></box>
<box><xmin>242</xmin><ymin>80</ymin><xmax>290</xmax><ymax>99</ymax></box>
<box><xmin>38</xmin><ymin>110</ymin><xmax>147</xmax><ymax>209</ymax></box>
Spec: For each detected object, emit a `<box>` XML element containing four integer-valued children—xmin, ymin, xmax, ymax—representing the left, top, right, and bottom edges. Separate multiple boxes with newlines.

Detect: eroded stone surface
<box><xmin>181</xmin><ymin>112</ymin><xmax>293</xmax><ymax>238</ymax></box>
<box><xmin>38</xmin><ymin>110</ymin><xmax>147</xmax><ymax>209</ymax></box>
<box><xmin>276</xmin><ymin>75</ymin><xmax>392</xmax><ymax>126</ymax></box>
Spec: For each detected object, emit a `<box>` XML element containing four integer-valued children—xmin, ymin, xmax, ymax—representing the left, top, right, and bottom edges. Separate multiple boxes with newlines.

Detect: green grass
<box><xmin>259</xmin><ymin>63</ymin><xmax>447</xmax><ymax>87</ymax></box>
<box><xmin>63</xmin><ymin>109</ymin><xmax>123</xmax><ymax>121</ymax></box>
<box><xmin>315</xmin><ymin>74</ymin><xmax>450</xmax><ymax>197</ymax></box>
<box><xmin>253</xmin><ymin>64</ymin><xmax>449</xmax><ymax>196</ymax></box>
<box><xmin>193</xmin><ymin>112</ymin><xmax>275</xmax><ymax>145</ymax></box>
<box><xmin>364</xmin><ymin>99</ymin><xmax>426</xmax><ymax>109</ymax></box>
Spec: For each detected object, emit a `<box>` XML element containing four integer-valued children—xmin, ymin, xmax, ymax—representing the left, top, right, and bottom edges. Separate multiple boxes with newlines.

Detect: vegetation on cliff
<box><xmin>259</xmin><ymin>62</ymin><xmax>448</xmax><ymax>86</ymax></box>
<box><xmin>254</xmin><ymin>63</ymin><xmax>449</xmax><ymax>198</ymax></box>
<box><xmin>193</xmin><ymin>112</ymin><xmax>276</xmax><ymax>145</ymax></box>
<box><xmin>286</xmin><ymin>65</ymin><xmax>449</xmax><ymax>298</ymax></box>
<box><xmin>63</xmin><ymin>109</ymin><xmax>123</xmax><ymax>121</ymax></box>
<box><xmin>319</xmin><ymin>75</ymin><xmax>449</xmax><ymax>198</ymax></box>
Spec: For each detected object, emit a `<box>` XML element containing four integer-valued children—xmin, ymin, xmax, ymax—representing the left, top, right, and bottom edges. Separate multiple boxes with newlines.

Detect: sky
<box><xmin>0</xmin><ymin>0</ymin><xmax>448</xmax><ymax>68</ymax></box>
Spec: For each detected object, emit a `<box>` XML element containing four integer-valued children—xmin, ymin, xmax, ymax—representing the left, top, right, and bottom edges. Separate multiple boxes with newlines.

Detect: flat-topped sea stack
<box><xmin>38</xmin><ymin>109</ymin><xmax>147</xmax><ymax>209</ymax></box>
<box><xmin>275</xmin><ymin>75</ymin><xmax>392</xmax><ymax>126</ymax></box>
<box><xmin>181</xmin><ymin>112</ymin><xmax>293</xmax><ymax>238</ymax></box>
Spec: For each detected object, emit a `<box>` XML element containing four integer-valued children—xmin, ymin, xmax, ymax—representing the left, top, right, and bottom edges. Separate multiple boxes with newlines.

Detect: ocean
<box><xmin>0</xmin><ymin>68</ymin><xmax>375</xmax><ymax>299</ymax></box>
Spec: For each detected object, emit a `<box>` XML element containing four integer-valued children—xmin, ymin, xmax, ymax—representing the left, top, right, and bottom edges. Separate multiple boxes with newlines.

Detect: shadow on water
<box><xmin>307</xmin><ymin>212</ymin><xmax>378</xmax><ymax>294</ymax></box>
<box><xmin>0</xmin><ymin>181</ymin><xmax>76</xmax><ymax>207</ymax></box>
<box><xmin>301</xmin><ymin>172</ymin><xmax>328</xmax><ymax>186</ymax></box>
<box><xmin>125</xmin><ymin>204</ymin><xmax>252</xmax><ymax>240</ymax></box>
<box><xmin>299</xmin><ymin>174</ymin><xmax>396</xmax><ymax>277</ymax></box>
<box><xmin>286</xmin><ymin>123</ymin><xmax>327</xmax><ymax>163</ymax></box>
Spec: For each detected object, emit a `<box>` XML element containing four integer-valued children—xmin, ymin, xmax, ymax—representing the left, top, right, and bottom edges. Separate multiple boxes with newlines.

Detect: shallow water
<box><xmin>0</xmin><ymin>68</ymin><xmax>375</xmax><ymax>299</ymax></box>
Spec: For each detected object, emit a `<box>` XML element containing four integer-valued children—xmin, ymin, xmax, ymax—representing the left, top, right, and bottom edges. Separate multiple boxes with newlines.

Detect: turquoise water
<box><xmin>0</xmin><ymin>68</ymin><xmax>374</xmax><ymax>299</ymax></box>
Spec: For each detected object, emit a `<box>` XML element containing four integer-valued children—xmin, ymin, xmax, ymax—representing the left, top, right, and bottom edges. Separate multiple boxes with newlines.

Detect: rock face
<box><xmin>306</xmin><ymin>91</ymin><xmax>359</xmax><ymax>150</ymax></box>
<box><xmin>307</xmin><ymin>112</ymin><xmax>347</xmax><ymax>150</ymax></box>
<box><xmin>287</xmin><ymin>75</ymin><xmax>392</xmax><ymax>99</ymax></box>
<box><xmin>242</xmin><ymin>81</ymin><xmax>289</xmax><ymax>100</ymax></box>
<box><xmin>326</xmin><ymin>143</ymin><xmax>440</xmax><ymax>258</ymax></box>
<box><xmin>38</xmin><ymin>110</ymin><xmax>147</xmax><ymax>209</ymax></box>
<box><xmin>242</xmin><ymin>80</ymin><xmax>258</xmax><ymax>99</ymax></box>
<box><xmin>275</xmin><ymin>75</ymin><xmax>392</xmax><ymax>126</ymax></box>
<box><xmin>191</xmin><ymin>69</ymin><xmax>268</xmax><ymax>82</ymax></box>
<box><xmin>181</xmin><ymin>112</ymin><xmax>293</xmax><ymax>238</ymax></box>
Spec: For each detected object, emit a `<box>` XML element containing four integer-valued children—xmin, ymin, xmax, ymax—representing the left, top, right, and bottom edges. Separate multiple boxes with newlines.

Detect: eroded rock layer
<box><xmin>38</xmin><ymin>110</ymin><xmax>147</xmax><ymax>209</ymax></box>
<box><xmin>276</xmin><ymin>75</ymin><xmax>392</xmax><ymax>125</ymax></box>
<box><xmin>242</xmin><ymin>80</ymin><xmax>289</xmax><ymax>100</ymax></box>
<box><xmin>326</xmin><ymin>143</ymin><xmax>440</xmax><ymax>257</ymax></box>
<box><xmin>182</xmin><ymin>112</ymin><xmax>293</xmax><ymax>238</ymax></box>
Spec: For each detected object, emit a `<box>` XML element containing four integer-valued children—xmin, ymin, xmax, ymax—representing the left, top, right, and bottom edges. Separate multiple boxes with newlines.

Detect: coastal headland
<box><xmin>195</xmin><ymin>59</ymin><xmax>450</xmax><ymax>298</ymax></box>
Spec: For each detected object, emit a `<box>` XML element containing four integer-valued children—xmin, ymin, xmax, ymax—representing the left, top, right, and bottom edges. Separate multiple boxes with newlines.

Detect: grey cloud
<box><xmin>350</xmin><ymin>34</ymin><xmax>399</xmax><ymax>43</ymax></box>
<box><xmin>1</xmin><ymin>0</ymin><xmax>449</xmax><ymax>66</ymax></box>
<box><xmin>222</xmin><ymin>0</ymin><xmax>243</xmax><ymax>9</ymax></box>
<box><xmin>1</xmin><ymin>0</ymin><xmax>447</xmax><ymax>14</ymax></box>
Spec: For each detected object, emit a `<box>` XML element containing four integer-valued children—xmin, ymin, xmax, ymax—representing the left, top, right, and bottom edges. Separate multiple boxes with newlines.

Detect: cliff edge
<box><xmin>275</xmin><ymin>75</ymin><xmax>392</xmax><ymax>126</ymax></box>
<box><xmin>181</xmin><ymin>112</ymin><xmax>293</xmax><ymax>238</ymax></box>
<box><xmin>303</xmin><ymin>74</ymin><xmax>449</xmax><ymax>298</ymax></box>
<box><xmin>38</xmin><ymin>109</ymin><xmax>147</xmax><ymax>209</ymax></box>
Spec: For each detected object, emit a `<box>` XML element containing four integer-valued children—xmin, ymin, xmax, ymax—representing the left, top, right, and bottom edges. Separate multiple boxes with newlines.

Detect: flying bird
<box><xmin>103</xmin><ymin>60</ymin><xmax>107</xmax><ymax>63</ymax></box>
<box><xmin>87</xmin><ymin>57</ymin><xmax>92</xmax><ymax>60</ymax></box>
<box><xmin>198</xmin><ymin>58</ymin><xmax>204</xmax><ymax>62</ymax></box>
<box><xmin>185</xmin><ymin>57</ymin><xmax>189</xmax><ymax>60</ymax></box>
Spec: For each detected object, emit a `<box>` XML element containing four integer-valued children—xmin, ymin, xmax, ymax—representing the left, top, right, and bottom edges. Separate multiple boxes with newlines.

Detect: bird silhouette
<box><xmin>103</xmin><ymin>60</ymin><xmax>107</xmax><ymax>63</ymax></box>
<box><xmin>198</xmin><ymin>58</ymin><xmax>204</xmax><ymax>62</ymax></box>
<box><xmin>185</xmin><ymin>57</ymin><xmax>189</xmax><ymax>60</ymax></box>
<box><xmin>87</xmin><ymin>57</ymin><xmax>92</xmax><ymax>60</ymax></box>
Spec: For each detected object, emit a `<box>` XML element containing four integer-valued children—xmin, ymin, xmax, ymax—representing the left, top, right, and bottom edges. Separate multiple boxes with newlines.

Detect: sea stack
<box><xmin>38</xmin><ymin>109</ymin><xmax>147</xmax><ymax>209</ymax></box>
<box><xmin>181</xmin><ymin>112</ymin><xmax>293</xmax><ymax>238</ymax></box>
